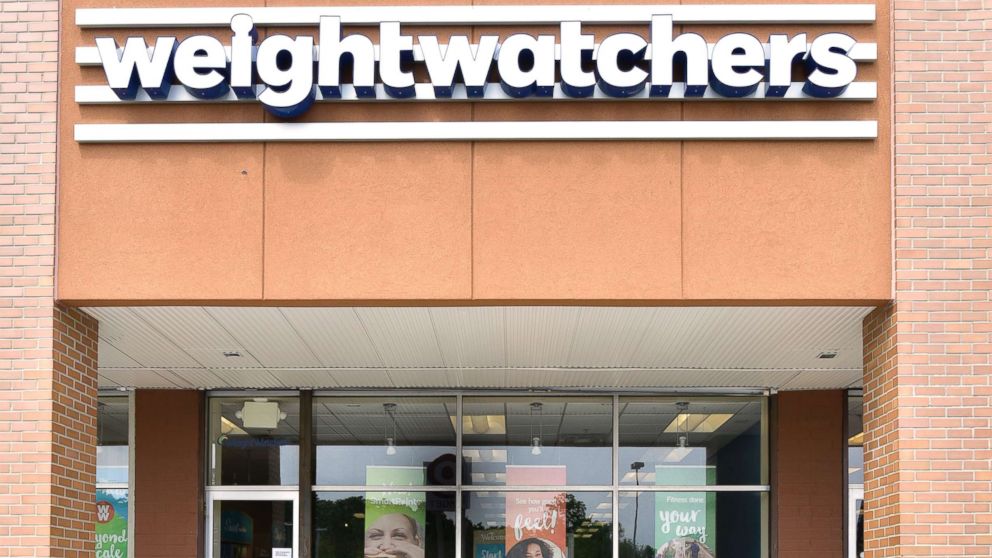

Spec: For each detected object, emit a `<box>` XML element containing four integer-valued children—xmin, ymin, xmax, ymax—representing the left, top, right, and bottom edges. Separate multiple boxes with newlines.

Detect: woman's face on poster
<box><xmin>365</xmin><ymin>513</ymin><xmax>420</xmax><ymax>551</ymax></box>
<box><xmin>524</xmin><ymin>543</ymin><xmax>544</xmax><ymax>558</ymax></box>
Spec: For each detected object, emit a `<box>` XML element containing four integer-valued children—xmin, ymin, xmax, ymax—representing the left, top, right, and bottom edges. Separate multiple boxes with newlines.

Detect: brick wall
<box><xmin>862</xmin><ymin>0</ymin><xmax>992</xmax><ymax>555</ymax></box>
<box><xmin>134</xmin><ymin>390</ymin><xmax>204</xmax><ymax>558</ymax></box>
<box><xmin>772</xmin><ymin>390</ymin><xmax>845</xmax><ymax>558</ymax></box>
<box><xmin>0</xmin><ymin>0</ymin><xmax>99</xmax><ymax>556</ymax></box>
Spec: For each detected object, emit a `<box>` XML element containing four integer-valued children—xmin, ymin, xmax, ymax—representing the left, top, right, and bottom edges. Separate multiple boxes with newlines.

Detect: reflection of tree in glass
<box><xmin>314</xmin><ymin>496</ymin><xmax>364</xmax><ymax>558</ymax></box>
<box><xmin>564</xmin><ymin>495</ymin><xmax>612</xmax><ymax>558</ymax></box>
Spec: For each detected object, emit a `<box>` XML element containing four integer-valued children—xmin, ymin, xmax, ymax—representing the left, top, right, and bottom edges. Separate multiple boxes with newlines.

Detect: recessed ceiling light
<box><xmin>817</xmin><ymin>351</ymin><xmax>839</xmax><ymax>359</ymax></box>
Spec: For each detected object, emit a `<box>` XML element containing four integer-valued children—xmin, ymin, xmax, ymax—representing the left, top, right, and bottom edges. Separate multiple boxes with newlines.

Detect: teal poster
<box><xmin>95</xmin><ymin>488</ymin><xmax>128</xmax><ymax>558</ymax></box>
<box><xmin>364</xmin><ymin>466</ymin><xmax>427</xmax><ymax>558</ymax></box>
<box><xmin>655</xmin><ymin>461</ymin><xmax>716</xmax><ymax>558</ymax></box>
<box><xmin>473</xmin><ymin>529</ymin><xmax>505</xmax><ymax>558</ymax></box>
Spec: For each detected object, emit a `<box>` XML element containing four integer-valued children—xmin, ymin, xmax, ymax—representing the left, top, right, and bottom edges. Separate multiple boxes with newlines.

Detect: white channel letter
<box><xmin>173</xmin><ymin>35</ymin><xmax>229</xmax><ymax>97</ymax></box>
<box><xmin>559</xmin><ymin>22</ymin><xmax>595</xmax><ymax>97</ymax></box>
<box><xmin>767</xmin><ymin>33</ymin><xmax>807</xmax><ymax>96</ymax></box>
<box><xmin>379</xmin><ymin>21</ymin><xmax>415</xmax><ymax>97</ymax></box>
<box><xmin>96</xmin><ymin>36</ymin><xmax>176</xmax><ymax>99</ymax></box>
<box><xmin>318</xmin><ymin>16</ymin><xmax>376</xmax><ymax>97</ymax></box>
<box><xmin>650</xmin><ymin>15</ymin><xmax>708</xmax><ymax>96</ymax></box>
<box><xmin>596</xmin><ymin>32</ymin><xmax>649</xmax><ymax>97</ymax></box>
<box><xmin>229</xmin><ymin>14</ymin><xmax>257</xmax><ymax>97</ymax></box>
<box><xmin>710</xmin><ymin>33</ymin><xmax>764</xmax><ymax>96</ymax></box>
<box><xmin>804</xmin><ymin>33</ymin><xmax>858</xmax><ymax>96</ymax></box>
<box><xmin>497</xmin><ymin>33</ymin><xmax>556</xmax><ymax>97</ymax></box>
<box><xmin>419</xmin><ymin>34</ymin><xmax>498</xmax><ymax>97</ymax></box>
<box><xmin>256</xmin><ymin>34</ymin><xmax>316</xmax><ymax>115</ymax></box>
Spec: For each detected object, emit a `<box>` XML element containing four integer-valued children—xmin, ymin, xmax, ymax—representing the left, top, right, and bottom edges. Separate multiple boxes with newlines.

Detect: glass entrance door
<box><xmin>207</xmin><ymin>490</ymin><xmax>299</xmax><ymax>558</ymax></box>
<box><xmin>848</xmin><ymin>486</ymin><xmax>864</xmax><ymax>558</ymax></box>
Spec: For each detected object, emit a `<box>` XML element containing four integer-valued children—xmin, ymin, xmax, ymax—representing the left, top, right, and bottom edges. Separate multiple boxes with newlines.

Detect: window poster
<box><xmin>655</xmin><ymin>461</ymin><xmax>716</xmax><ymax>558</ymax></box>
<box><xmin>504</xmin><ymin>466</ymin><xmax>567</xmax><ymax>558</ymax></box>
<box><xmin>365</xmin><ymin>466</ymin><xmax>427</xmax><ymax>558</ymax></box>
<box><xmin>474</xmin><ymin>529</ymin><xmax>506</xmax><ymax>558</ymax></box>
<box><xmin>95</xmin><ymin>488</ymin><xmax>128</xmax><ymax>558</ymax></box>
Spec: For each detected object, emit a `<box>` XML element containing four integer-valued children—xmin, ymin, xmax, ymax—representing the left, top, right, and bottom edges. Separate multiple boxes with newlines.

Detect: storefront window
<box><xmin>619</xmin><ymin>491</ymin><xmax>764</xmax><ymax>558</ymax></box>
<box><xmin>97</xmin><ymin>396</ymin><xmax>129</xmax><ymax>484</ymax></box>
<box><xmin>97</xmin><ymin>395</ymin><xmax>130</xmax><ymax>558</ymax></box>
<box><xmin>463</xmin><ymin>491</ymin><xmax>612</xmax><ymax>558</ymax></box>
<box><xmin>314</xmin><ymin>492</ymin><xmax>457</xmax><ymax>558</ymax></box>
<box><xmin>313</xmin><ymin>397</ymin><xmax>457</xmax><ymax>486</ymax></box>
<box><xmin>619</xmin><ymin>397</ymin><xmax>766</xmax><ymax>487</ymax></box>
<box><xmin>206</xmin><ymin>392</ymin><xmax>768</xmax><ymax>558</ymax></box>
<box><xmin>847</xmin><ymin>392</ymin><xmax>864</xmax><ymax>558</ymax></box>
<box><xmin>208</xmin><ymin>396</ymin><xmax>300</xmax><ymax>486</ymax></box>
<box><xmin>462</xmin><ymin>397</ymin><xmax>613</xmax><ymax>486</ymax></box>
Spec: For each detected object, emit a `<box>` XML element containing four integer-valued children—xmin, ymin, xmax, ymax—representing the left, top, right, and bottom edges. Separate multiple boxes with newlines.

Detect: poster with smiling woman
<box><xmin>504</xmin><ymin>466</ymin><xmax>567</xmax><ymax>558</ymax></box>
<box><xmin>365</xmin><ymin>467</ymin><xmax>427</xmax><ymax>558</ymax></box>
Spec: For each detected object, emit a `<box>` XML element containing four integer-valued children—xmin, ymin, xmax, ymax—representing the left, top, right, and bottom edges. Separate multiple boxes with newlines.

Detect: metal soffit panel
<box><xmin>86</xmin><ymin>306</ymin><xmax>874</xmax><ymax>391</ymax></box>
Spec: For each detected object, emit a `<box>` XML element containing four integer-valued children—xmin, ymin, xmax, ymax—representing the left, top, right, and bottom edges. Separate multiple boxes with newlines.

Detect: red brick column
<box><xmin>0</xmin><ymin>0</ymin><xmax>99</xmax><ymax>556</ymax></box>
<box><xmin>772</xmin><ymin>390</ymin><xmax>845</xmax><ymax>558</ymax></box>
<box><xmin>862</xmin><ymin>0</ymin><xmax>992</xmax><ymax>555</ymax></box>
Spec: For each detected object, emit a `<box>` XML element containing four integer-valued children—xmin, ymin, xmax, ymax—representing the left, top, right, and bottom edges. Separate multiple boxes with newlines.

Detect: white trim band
<box><xmin>75</xmin><ymin>4</ymin><xmax>877</xmax><ymax>28</ymax></box>
<box><xmin>75</xmin><ymin>120</ymin><xmax>879</xmax><ymax>142</ymax></box>
<box><xmin>75</xmin><ymin>82</ymin><xmax>878</xmax><ymax>103</ymax></box>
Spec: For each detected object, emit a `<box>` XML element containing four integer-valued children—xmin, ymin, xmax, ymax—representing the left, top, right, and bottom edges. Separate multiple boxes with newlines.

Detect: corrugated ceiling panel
<box><xmin>354</xmin><ymin>308</ymin><xmax>445</xmax><ymax>367</ymax></box>
<box><xmin>567</xmin><ymin>307</ymin><xmax>656</xmax><ymax>367</ymax></box>
<box><xmin>325</xmin><ymin>368</ymin><xmax>395</xmax><ymax>388</ymax></box>
<box><xmin>505</xmin><ymin>307</ymin><xmax>581</xmax><ymax>367</ymax></box>
<box><xmin>780</xmin><ymin>369</ymin><xmax>864</xmax><ymax>390</ymax></box>
<box><xmin>430</xmin><ymin>307</ymin><xmax>505</xmax><ymax>368</ymax></box>
<box><xmin>206</xmin><ymin>368</ymin><xmax>285</xmax><ymax>388</ymax></box>
<box><xmin>280</xmin><ymin>308</ymin><xmax>382</xmax><ymax>368</ymax></box>
<box><xmin>631</xmin><ymin>307</ymin><xmax>868</xmax><ymax>370</ymax></box>
<box><xmin>614</xmin><ymin>368</ymin><xmax>801</xmax><ymax>388</ymax></box>
<box><xmin>505</xmin><ymin>368</ymin><xmax>621</xmax><ymax>388</ymax></box>
<box><xmin>168</xmin><ymin>368</ymin><xmax>231</xmax><ymax>388</ymax></box>
<box><xmin>99</xmin><ymin>368</ymin><xmax>183</xmax><ymax>388</ymax></box>
<box><xmin>87</xmin><ymin>308</ymin><xmax>199</xmax><ymax>368</ymax></box>
<box><xmin>206</xmin><ymin>307</ymin><xmax>321</xmax><ymax>368</ymax></box>
<box><xmin>389</xmin><ymin>368</ymin><xmax>462</xmax><ymax>388</ymax></box>
<box><xmin>267</xmin><ymin>368</ymin><xmax>342</xmax><ymax>389</ymax></box>
<box><xmin>98</xmin><ymin>339</ymin><xmax>141</xmax><ymax>368</ymax></box>
<box><xmin>130</xmin><ymin>307</ymin><xmax>262</xmax><ymax>368</ymax></box>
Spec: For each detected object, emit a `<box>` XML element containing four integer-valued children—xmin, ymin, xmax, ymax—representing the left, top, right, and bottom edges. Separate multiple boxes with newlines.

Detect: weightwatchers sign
<box><xmin>94</xmin><ymin>14</ymin><xmax>864</xmax><ymax>118</ymax></box>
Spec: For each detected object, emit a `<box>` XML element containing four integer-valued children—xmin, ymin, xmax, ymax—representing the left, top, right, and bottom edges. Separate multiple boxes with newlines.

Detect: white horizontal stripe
<box><xmin>75</xmin><ymin>42</ymin><xmax>879</xmax><ymax>65</ymax></box>
<box><xmin>75</xmin><ymin>4</ymin><xmax>876</xmax><ymax>28</ymax></box>
<box><xmin>74</xmin><ymin>82</ymin><xmax>878</xmax><ymax>103</ymax></box>
<box><xmin>74</xmin><ymin>120</ymin><xmax>878</xmax><ymax>142</ymax></box>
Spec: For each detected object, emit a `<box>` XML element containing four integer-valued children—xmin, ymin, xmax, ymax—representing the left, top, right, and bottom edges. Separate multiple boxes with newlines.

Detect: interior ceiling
<box><xmin>84</xmin><ymin>306</ymin><xmax>873</xmax><ymax>391</ymax></box>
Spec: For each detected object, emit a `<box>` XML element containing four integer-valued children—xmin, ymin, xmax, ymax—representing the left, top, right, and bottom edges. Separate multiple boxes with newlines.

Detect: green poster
<box><xmin>364</xmin><ymin>467</ymin><xmax>427</xmax><ymax>558</ymax></box>
<box><xmin>95</xmin><ymin>488</ymin><xmax>128</xmax><ymax>558</ymax></box>
<box><xmin>655</xmin><ymin>459</ymin><xmax>716</xmax><ymax>558</ymax></box>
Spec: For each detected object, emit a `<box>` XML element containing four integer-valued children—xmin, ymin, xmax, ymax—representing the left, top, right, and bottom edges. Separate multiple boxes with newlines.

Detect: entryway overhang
<box><xmin>85</xmin><ymin>306</ymin><xmax>871</xmax><ymax>391</ymax></box>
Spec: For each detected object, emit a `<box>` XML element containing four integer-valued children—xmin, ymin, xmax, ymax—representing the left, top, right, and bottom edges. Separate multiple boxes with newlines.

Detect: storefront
<box><xmin>2</xmin><ymin>0</ymin><xmax>989</xmax><ymax>557</ymax></box>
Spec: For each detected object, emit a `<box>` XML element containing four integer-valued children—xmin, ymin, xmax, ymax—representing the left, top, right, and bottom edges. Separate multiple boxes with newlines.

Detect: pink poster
<box><xmin>504</xmin><ymin>466</ymin><xmax>567</xmax><ymax>558</ymax></box>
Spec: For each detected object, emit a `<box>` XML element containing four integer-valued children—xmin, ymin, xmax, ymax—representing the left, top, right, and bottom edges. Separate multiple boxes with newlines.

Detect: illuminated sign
<box><xmin>73</xmin><ymin>5</ymin><xmax>880</xmax><ymax>142</ymax></box>
<box><xmin>95</xmin><ymin>16</ymin><xmax>862</xmax><ymax>118</ymax></box>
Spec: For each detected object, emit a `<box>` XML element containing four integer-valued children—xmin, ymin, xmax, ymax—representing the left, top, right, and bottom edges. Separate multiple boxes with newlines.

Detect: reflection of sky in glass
<box><xmin>848</xmin><ymin>447</ymin><xmax>864</xmax><ymax>484</ymax></box>
<box><xmin>315</xmin><ymin>445</ymin><xmax>455</xmax><ymax>486</ymax></box>
<box><xmin>463</xmin><ymin>446</ymin><xmax>612</xmax><ymax>486</ymax></box>
<box><xmin>97</xmin><ymin>445</ymin><xmax>129</xmax><ymax>484</ymax></box>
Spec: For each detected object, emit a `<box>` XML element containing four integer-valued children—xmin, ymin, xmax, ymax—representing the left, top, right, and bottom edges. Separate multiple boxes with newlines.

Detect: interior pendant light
<box><xmin>676</xmin><ymin>401</ymin><xmax>690</xmax><ymax>448</ymax></box>
<box><xmin>384</xmin><ymin>403</ymin><xmax>398</xmax><ymax>456</ymax></box>
<box><xmin>530</xmin><ymin>402</ymin><xmax>543</xmax><ymax>456</ymax></box>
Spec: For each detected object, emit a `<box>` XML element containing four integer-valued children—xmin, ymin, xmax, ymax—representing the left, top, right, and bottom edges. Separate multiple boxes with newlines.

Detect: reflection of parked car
<box><xmin>655</xmin><ymin>537</ymin><xmax>715</xmax><ymax>558</ymax></box>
